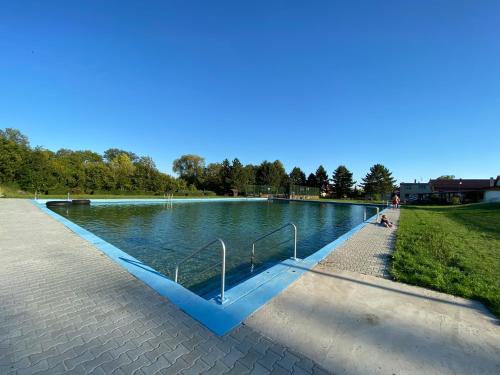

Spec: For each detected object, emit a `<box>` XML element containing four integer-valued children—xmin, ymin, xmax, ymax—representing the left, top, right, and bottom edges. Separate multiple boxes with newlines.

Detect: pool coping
<box><xmin>33</xmin><ymin>198</ymin><xmax>386</xmax><ymax>336</ymax></box>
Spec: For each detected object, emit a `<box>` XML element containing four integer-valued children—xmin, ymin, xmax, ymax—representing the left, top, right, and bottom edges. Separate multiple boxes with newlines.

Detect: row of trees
<box><xmin>172</xmin><ymin>154</ymin><xmax>397</xmax><ymax>198</ymax></box>
<box><xmin>1</xmin><ymin>128</ymin><xmax>397</xmax><ymax>197</ymax></box>
<box><xmin>0</xmin><ymin>128</ymin><xmax>186</xmax><ymax>194</ymax></box>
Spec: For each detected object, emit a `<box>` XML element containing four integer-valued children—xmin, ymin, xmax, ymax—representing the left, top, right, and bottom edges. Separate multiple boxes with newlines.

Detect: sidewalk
<box><xmin>0</xmin><ymin>199</ymin><xmax>329</xmax><ymax>375</ymax></box>
<box><xmin>318</xmin><ymin>208</ymin><xmax>400</xmax><ymax>278</ymax></box>
<box><xmin>246</xmin><ymin>208</ymin><xmax>500</xmax><ymax>375</ymax></box>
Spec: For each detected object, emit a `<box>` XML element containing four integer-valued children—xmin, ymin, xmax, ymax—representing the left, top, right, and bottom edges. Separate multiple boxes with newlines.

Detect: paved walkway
<box><xmin>318</xmin><ymin>209</ymin><xmax>400</xmax><ymax>279</ymax></box>
<box><xmin>0</xmin><ymin>199</ymin><xmax>329</xmax><ymax>375</ymax></box>
<box><xmin>246</xmin><ymin>208</ymin><xmax>500</xmax><ymax>375</ymax></box>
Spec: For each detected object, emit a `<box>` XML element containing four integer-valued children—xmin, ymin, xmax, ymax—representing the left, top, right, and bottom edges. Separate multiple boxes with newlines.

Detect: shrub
<box><xmin>450</xmin><ymin>196</ymin><xmax>461</xmax><ymax>205</ymax></box>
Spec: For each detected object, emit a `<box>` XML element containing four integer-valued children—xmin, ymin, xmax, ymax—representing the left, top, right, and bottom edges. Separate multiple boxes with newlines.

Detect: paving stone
<box><xmin>270</xmin><ymin>365</ymin><xmax>292</xmax><ymax>375</ymax></box>
<box><xmin>248</xmin><ymin>362</ymin><xmax>271</xmax><ymax>374</ymax></box>
<box><xmin>180</xmin><ymin>358</ymin><xmax>211</xmax><ymax>375</ymax></box>
<box><xmin>0</xmin><ymin>200</ymin><xmax>328</xmax><ymax>375</ymax></box>
<box><xmin>317</xmin><ymin>209</ymin><xmax>399</xmax><ymax>279</ymax></box>
<box><xmin>200</xmin><ymin>360</ymin><xmax>230</xmax><ymax>375</ymax></box>
<box><xmin>276</xmin><ymin>350</ymin><xmax>300</xmax><ymax>371</ymax></box>
<box><xmin>257</xmin><ymin>349</ymin><xmax>282</xmax><ymax>371</ymax></box>
<box><xmin>156</xmin><ymin>357</ymin><xmax>189</xmax><ymax>374</ymax></box>
<box><xmin>311</xmin><ymin>365</ymin><xmax>332</xmax><ymax>375</ymax></box>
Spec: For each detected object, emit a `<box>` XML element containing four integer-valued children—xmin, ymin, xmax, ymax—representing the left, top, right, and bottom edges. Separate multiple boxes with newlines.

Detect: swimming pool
<box><xmin>49</xmin><ymin>199</ymin><xmax>379</xmax><ymax>299</ymax></box>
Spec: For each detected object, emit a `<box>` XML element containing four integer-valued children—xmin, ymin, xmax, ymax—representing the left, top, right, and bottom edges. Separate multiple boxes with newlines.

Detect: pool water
<box><xmin>50</xmin><ymin>200</ymin><xmax>378</xmax><ymax>297</ymax></box>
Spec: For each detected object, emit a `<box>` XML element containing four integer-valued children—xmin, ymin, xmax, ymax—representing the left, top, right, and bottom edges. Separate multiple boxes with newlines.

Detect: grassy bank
<box><xmin>391</xmin><ymin>203</ymin><xmax>500</xmax><ymax>317</ymax></box>
<box><xmin>0</xmin><ymin>184</ymin><xmax>224</xmax><ymax>199</ymax></box>
<box><xmin>1</xmin><ymin>193</ymin><xmax>232</xmax><ymax>199</ymax></box>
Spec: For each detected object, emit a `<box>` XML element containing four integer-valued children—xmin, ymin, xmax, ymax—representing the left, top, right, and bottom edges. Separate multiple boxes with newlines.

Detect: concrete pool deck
<box><xmin>0</xmin><ymin>199</ymin><xmax>329</xmax><ymax>374</ymax></box>
<box><xmin>246</xmin><ymin>209</ymin><xmax>500</xmax><ymax>374</ymax></box>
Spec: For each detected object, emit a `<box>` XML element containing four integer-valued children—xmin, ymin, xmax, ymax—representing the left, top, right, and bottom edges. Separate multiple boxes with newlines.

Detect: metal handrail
<box><xmin>363</xmin><ymin>207</ymin><xmax>380</xmax><ymax>222</ymax></box>
<box><xmin>174</xmin><ymin>238</ymin><xmax>227</xmax><ymax>303</ymax></box>
<box><xmin>251</xmin><ymin>223</ymin><xmax>297</xmax><ymax>268</ymax></box>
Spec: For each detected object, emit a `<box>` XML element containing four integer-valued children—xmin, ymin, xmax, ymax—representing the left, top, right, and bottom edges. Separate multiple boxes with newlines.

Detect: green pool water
<box><xmin>50</xmin><ymin>200</ymin><xmax>378</xmax><ymax>297</ymax></box>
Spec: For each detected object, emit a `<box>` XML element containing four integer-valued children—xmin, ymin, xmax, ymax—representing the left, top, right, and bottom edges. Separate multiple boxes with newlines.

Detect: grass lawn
<box><xmin>0</xmin><ymin>185</ymin><xmax>225</xmax><ymax>199</ymax></box>
<box><xmin>391</xmin><ymin>203</ymin><xmax>500</xmax><ymax>317</ymax></box>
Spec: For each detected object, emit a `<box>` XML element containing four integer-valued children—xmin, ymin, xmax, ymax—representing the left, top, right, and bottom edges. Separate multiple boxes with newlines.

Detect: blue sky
<box><xmin>1</xmin><ymin>1</ymin><xmax>499</xmax><ymax>184</ymax></box>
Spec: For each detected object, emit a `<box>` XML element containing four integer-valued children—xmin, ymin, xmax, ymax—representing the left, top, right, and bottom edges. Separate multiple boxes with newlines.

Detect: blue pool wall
<box><xmin>34</xmin><ymin>198</ymin><xmax>387</xmax><ymax>336</ymax></box>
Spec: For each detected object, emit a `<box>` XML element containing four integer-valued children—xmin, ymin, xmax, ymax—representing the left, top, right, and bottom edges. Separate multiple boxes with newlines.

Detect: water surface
<box><xmin>50</xmin><ymin>200</ymin><xmax>378</xmax><ymax>297</ymax></box>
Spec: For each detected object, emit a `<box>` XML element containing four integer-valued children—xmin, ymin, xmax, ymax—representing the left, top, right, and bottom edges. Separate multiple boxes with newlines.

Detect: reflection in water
<box><xmin>51</xmin><ymin>201</ymin><xmax>378</xmax><ymax>297</ymax></box>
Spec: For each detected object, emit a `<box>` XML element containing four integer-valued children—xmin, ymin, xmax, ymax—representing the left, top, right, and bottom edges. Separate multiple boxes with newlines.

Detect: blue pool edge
<box><xmin>33</xmin><ymin>198</ymin><xmax>387</xmax><ymax>336</ymax></box>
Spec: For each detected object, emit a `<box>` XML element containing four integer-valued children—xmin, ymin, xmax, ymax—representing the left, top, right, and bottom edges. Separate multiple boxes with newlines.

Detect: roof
<box><xmin>430</xmin><ymin>179</ymin><xmax>491</xmax><ymax>192</ymax></box>
<box><xmin>400</xmin><ymin>182</ymin><xmax>430</xmax><ymax>186</ymax></box>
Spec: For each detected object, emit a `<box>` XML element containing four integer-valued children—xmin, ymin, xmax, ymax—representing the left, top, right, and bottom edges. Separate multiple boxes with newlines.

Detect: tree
<box><xmin>256</xmin><ymin>160</ymin><xmax>287</xmax><ymax>188</ymax></box>
<box><xmin>332</xmin><ymin>165</ymin><xmax>356</xmax><ymax>198</ymax></box>
<box><xmin>436</xmin><ymin>175</ymin><xmax>455</xmax><ymax>180</ymax></box>
<box><xmin>229</xmin><ymin>158</ymin><xmax>248</xmax><ymax>192</ymax></box>
<box><xmin>361</xmin><ymin>164</ymin><xmax>396</xmax><ymax>197</ymax></box>
<box><xmin>172</xmin><ymin>154</ymin><xmax>205</xmax><ymax>187</ymax></box>
<box><xmin>315</xmin><ymin>165</ymin><xmax>329</xmax><ymax>191</ymax></box>
<box><xmin>202</xmin><ymin>163</ymin><xmax>223</xmax><ymax>193</ymax></box>
<box><xmin>18</xmin><ymin>147</ymin><xmax>57</xmax><ymax>192</ymax></box>
<box><xmin>104</xmin><ymin>148</ymin><xmax>138</xmax><ymax>163</ymax></box>
<box><xmin>306</xmin><ymin>173</ymin><xmax>317</xmax><ymax>187</ymax></box>
<box><xmin>289</xmin><ymin>167</ymin><xmax>306</xmax><ymax>186</ymax></box>
<box><xmin>132</xmin><ymin>156</ymin><xmax>159</xmax><ymax>191</ymax></box>
<box><xmin>244</xmin><ymin>164</ymin><xmax>257</xmax><ymax>186</ymax></box>
<box><xmin>219</xmin><ymin>159</ymin><xmax>232</xmax><ymax>193</ymax></box>
<box><xmin>111</xmin><ymin>153</ymin><xmax>135</xmax><ymax>191</ymax></box>
<box><xmin>83</xmin><ymin>162</ymin><xmax>112</xmax><ymax>193</ymax></box>
<box><xmin>0</xmin><ymin>135</ymin><xmax>26</xmax><ymax>183</ymax></box>
<box><xmin>0</xmin><ymin>128</ymin><xmax>30</xmax><ymax>148</ymax></box>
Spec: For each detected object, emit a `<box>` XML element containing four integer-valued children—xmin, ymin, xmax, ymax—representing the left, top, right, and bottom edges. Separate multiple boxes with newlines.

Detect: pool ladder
<box><xmin>250</xmin><ymin>222</ymin><xmax>298</xmax><ymax>272</ymax></box>
<box><xmin>173</xmin><ymin>223</ymin><xmax>299</xmax><ymax>304</ymax></box>
<box><xmin>174</xmin><ymin>238</ymin><xmax>227</xmax><ymax>304</ymax></box>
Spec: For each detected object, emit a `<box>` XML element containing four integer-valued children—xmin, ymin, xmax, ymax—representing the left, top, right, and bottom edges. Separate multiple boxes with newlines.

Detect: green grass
<box><xmin>391</xmin><ymin>203</ymin><xmax>500</xmax><ymax>317</ymax></box>
<box><xmin>2</xmin><ymin>193</ymin><xmax>228</xmax><ymax>199</ymax></box>
<box><xmin>0</xmin><ymin>185</ymin><xmax>224</xmax><ymax>199</ymax></box>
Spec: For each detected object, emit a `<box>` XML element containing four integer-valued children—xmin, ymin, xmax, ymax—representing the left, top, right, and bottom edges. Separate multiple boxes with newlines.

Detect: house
<box><xmin>430</xmin><ymin>178</ymin><xmax>494</xmax><ymax>203</ymax></box>
<box><xmin>484</xmin><ymin>176</ymin><xmax>500</xmax><ymax>202</ymax></box>
<box><xmin>400</xmin><ymin>181</ymin><xmax>432</xmax><ymax>202</ymax></box>
<box><xmin>400</xmin><ymin>177</ymin><xmax>499</xmax><ymax>203</ymax></box>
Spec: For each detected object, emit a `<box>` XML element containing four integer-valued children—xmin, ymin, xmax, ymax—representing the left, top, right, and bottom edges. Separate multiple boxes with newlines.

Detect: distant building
<box><xmin>400</xmin><ymin>177</ymin><xmax>499</xmax><ymax>203</ymax></box>
<box><xmin>400</xmin><ymin>181</ymin><xmax>432</xmax><ymax>202</ymax></box>
<box><xmin>484</xmin><ymin>176</ymin><xmax>500</xmax><ymax>202</ymax></box>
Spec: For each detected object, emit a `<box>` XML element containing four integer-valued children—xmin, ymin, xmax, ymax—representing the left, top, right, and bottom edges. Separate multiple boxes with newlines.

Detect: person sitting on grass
<box><xmin>380</xmin><ymin>214</ymin><xmax>394</xmax><ymax>228</ymax></box>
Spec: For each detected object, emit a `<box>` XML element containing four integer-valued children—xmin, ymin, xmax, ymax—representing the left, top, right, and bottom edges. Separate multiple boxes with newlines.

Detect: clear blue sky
<box><xmin>1</xmin><ymin>1</ymin><xmax>499</xmax><ymax>184</ymax></box>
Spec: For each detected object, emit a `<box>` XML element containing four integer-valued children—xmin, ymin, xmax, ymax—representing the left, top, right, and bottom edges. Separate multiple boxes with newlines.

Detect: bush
<box><xmin>450</xmin><ymin>196</ymin><xmax>461</xmax><ymax>205</ymax></box>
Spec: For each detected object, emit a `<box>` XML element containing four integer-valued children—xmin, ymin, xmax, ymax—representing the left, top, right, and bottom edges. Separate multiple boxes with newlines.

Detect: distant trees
<box><xmin>1</xmin><ymin>127</ymin><xmax>401</xmax><ymax>199</ymax></box>
<box><xmin>289</xmin><ymin>167</ymin><xmax>306</xmax><ymax>186</ymax></box>
<box><xmin>306</xmin><ymin>173</ymin><xmax>317</xmax><ymax>187</ymax></box>
<box><xmin>256</xmin><ymin>160</ymin><xmax>288</xmax><ymax>188</ymax></box>
<box><xmin>0</xmin><ymin>131</ymin><xmax>27</xmax><ymax>183</ymax></box>
<box><xmin>332</xmin><ymin>165</ymin><xmax>356</xmax><ymax>198</ymax></box>
<box><xmin>436</xmin><ymin>175</ymin><xmax>455</xmax><ymax>180</ymax></box>
<box><xmin>315</xmin><ymin>165</ymin><xmax>329</xmax><ymax>192</ymax></box>
<box><xmin>361</xmin><ymin>164</ymin><xmax>396</xmax><ymax>198</ymax></box>
<box><xmin>0</xmin><ymin>128</ymin><xmax>30</xmax><ymax>148</ymax></box>
<box><xmin>0</xmin><ymin>128</ymin><xmax>187</xmax><ymax>195</ymax></box>
<box><xmin>172</xmin><ymin>154</ymin><xmax>205</xmax><ymax>187</ymax></box>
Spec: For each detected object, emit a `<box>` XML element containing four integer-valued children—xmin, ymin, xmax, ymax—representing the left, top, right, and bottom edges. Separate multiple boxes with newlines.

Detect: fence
<box><xmin>243</xmin><ymin>184</ymin><xmax>320</xmax><ymax>197</ymax></box>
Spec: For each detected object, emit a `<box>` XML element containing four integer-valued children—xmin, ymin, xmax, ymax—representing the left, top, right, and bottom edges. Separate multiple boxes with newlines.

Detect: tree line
<box><xmin>0</xmin><ymin>128</ymin><xmax>184</xmax><ymax>195</ymax></box>
<box><xmin>0</xmin><ymin>128</ymin><xmax>396</xmax><ymax>198</ymax></box>
<box><xmin>173</xmin><ymin>154</ymin><xmax>396</xmax><ymax>198</ymax></box>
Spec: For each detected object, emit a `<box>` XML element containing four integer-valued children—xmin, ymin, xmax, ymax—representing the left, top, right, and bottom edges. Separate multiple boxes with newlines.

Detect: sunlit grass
<box><xmin>391</xmin><ymin>203</ymin><xmax>500</xmax><ymax>317</ymax></box>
